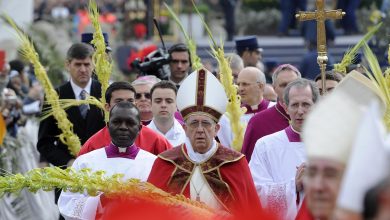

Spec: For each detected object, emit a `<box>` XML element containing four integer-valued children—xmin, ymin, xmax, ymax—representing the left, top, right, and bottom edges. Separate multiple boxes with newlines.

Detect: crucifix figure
<box><xmin>296</xmin><ymin>0</ymin><xmax>345</xmax><ymax>94</ymax></box>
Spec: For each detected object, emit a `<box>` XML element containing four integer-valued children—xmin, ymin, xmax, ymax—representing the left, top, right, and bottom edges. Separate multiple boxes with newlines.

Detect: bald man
<box><xmin>218</xmin><ymin>67</ymin><xmax>274</xmax><ymax>148</ymax></box>
<box><xmin>264</xmin><ymin>84</ymin><xmax>277</xmax><ymax>102</ymax></box>
<box><xmin>225</xmin><ymin>53</ymin><xmax>244</xmax><ymax>84</ymax></box>
<box><xmin>237</xmin><ymin>67</ymin><xmax>273</xmax><ymax>112</ymax></box>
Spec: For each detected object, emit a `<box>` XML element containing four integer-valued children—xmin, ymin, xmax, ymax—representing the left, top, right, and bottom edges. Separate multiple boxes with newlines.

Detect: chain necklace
<box><xmin>275</xmin><ymin>104</ymin><xmax>291</xmax><ymax>123</ymax></box>
<box><xmin>191</xmin><ymin>180</ymin><xmax>206</xmax><ymax>202</ymax></box>
<box><xmin>191</xmin><ymin>166</ymin><xmax>207</xmax><ymax>202</ymax></box>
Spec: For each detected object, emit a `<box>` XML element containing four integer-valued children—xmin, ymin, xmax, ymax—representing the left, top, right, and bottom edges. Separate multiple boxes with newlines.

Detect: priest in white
<box><xmin>217</xmin><ymin>67</ymin><xmax>274</xmax><ymax>148</ymax></box>
<box><xmin>58</xmin><ymin>102</ymin><xmax>156</xmax><ymax>220</ymax></box>
<box><xmin>147</xmin><ymin>81</ymin><xmax>186</xmax><ymax>147</ymax></box>
<box><xmin>249</xmin><ymin>79</ymin><xmax>319</xmax><ymax>220</ymax></box>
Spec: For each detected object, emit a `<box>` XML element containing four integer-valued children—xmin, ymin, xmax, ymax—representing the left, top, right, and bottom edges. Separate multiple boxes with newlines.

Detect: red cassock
<box><xmin>78</xmin><ymin>125</ymin><xmax>172</xmax><ymax>156</ymax></box>
<box><xmin>295</xmin><ymin>198</ymin><xmax>314</xmax><ymax>220</ymax></box>
<box><xmin>147</xmin><ymin>144</ymin><xmax>264</xmax><ymax>217</ymax></box>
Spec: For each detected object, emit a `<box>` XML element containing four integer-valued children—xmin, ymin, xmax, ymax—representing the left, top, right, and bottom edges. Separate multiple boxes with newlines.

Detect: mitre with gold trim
<box><xmin>177</xmin><ymin>68</ymin><xmax>228</xmax><ymax>122</ymax></box>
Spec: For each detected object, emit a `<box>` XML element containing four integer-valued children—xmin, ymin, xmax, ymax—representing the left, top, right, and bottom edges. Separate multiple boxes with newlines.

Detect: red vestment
<box><xmin>147</xmin><ymin>144</ymin><xmax>262</xmax><ymax>216</ymax></box>
<box><xmin>295</xmin><ymin>199</ymin><xmax>314</xmax><ymax>220</ymax></box>
<box><xmin>78</xmin><ymin>125</ymin><xmax>172</xmax><ymax>156</ymax></box>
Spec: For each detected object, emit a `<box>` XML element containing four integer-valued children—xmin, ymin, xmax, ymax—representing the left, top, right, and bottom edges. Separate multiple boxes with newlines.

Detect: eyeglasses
<box><xmin>135</xmin><ymin>93</ymin><xmax>151</xmax><ymax>99</ymax></box>
<box><xmin>187</xmin><ymin>120</ymin><xmax>214</xmax><ymax>129</ymax></box>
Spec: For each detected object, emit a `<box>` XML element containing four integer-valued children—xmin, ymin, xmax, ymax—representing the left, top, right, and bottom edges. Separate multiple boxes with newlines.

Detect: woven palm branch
<box><xmin>0</xmin><ymin>167</ymin><xmax>217</xmax><ymax>219</ymax></box>
<box><xmin>334</xmin><ymin>22</ymin><xmax>382</xmax><ymax>75</ymax></box>
<box><xmin>362</xmin><ymin>42</ymin><xmax>390</xmax><ymax>129</ymax></box>
<box><xmin>88</xmin><ymin>0</ymin><xmax>112</xmax><ymax>122</ymax></box>
<box><xmin>40</xmin><ymin>96</ymin><xmax>105</xmax><ymax>121</ymax></box>
<box><xmin>3</xmin><ymin>15</ymin><xmax>81</xmax><ymax>156</ymax></box>
<box><xmin>191</xmin><ymin>0</ymin><xmax>245</xmax><ymax>151</ymax></box>
<box><xmin>164</xmin><ymin>3</ymin><xmax>202</xmax><ymax>70</ymax></box>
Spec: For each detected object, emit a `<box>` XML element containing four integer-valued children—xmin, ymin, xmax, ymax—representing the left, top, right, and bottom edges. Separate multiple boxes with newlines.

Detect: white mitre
<box><xmin>337</xmin><ymin>100</ymin><xmax>390</xmax><ymax>213</ymax></box>
<box><xmin>176</xmin><ymin>68</ymin><xmax>228</xmax><ymax>122</ymax></box>
<box><xmin>302</xmin><ymin>70</ymin><xmax>386</xmax><ymax>164</ymax></box>
<box><xmin>332</xmin><ymin>70</ymin><xmax>390</xmax><ymax>213</ymax></box>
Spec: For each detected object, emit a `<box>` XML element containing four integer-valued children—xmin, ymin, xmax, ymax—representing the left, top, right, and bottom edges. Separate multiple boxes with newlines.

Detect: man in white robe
<box><xmin>217</xmin><ymin>67</ymin><xmax>274</xmax><ymax>148</ymax></box>
<box><xmin>249</xmin><ymin>79</ymin><xmax>319</xmax><ymax>219</ymax></box>
<box><xmin>58</xmin><ymin>102</ymin><xmax>156</xmax><ymax>219</ymax></box>
<box><xmin>147</xmin><ymin>81</ymin><xmax>186</xmax><ymax>147</ymax></box>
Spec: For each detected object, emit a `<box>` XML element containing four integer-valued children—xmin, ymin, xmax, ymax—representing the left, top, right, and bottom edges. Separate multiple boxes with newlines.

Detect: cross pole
<box><xmin>296</xmin><ymin>0</ymin><xmax>345</xmax><ymax>94</ymax></box>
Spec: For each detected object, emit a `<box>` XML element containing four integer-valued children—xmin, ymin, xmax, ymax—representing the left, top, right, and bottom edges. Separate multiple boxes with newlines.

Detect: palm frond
<box><xmin>3</xmin><ymin>14</ymin><xmax>81</xmax><ymax>155</ymax></box>
<box><xmin>190</xmin><ymin>2</ymin><xmax>245</xmax><ymax>150</ymax></box>
<box><xmin>334</xmin><ymin>22</ymin><xmax>382</xmax><ymax>74</ymax></box>
<box><xmin>41</xmin><ymin>97</ymin><xmax>105</xmax><ymax>121</ymax></box>
<box><xmin>88</xmin><ymin>0</ymin><xmax>112</xmax><ymax>122</ymax></box>
<box><xmin>362</xmin><ymin>42</ymin><xmax>390</xmax><ymax>129</ymax></box>
<box><xmin>164</xmin><ymin>3</ymin><xmax>202</xmax><ymax>70</ymax></box>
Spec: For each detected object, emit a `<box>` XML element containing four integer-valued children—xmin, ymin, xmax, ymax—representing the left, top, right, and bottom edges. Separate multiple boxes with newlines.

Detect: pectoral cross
<box><xmin>296</xmin><ymin>0</ymin><xmax>345</xmax><ymax>94</ymax></box>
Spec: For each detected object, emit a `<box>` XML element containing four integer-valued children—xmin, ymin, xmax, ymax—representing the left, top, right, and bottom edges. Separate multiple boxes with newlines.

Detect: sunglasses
<box><xmin>135</xmin><ymin>92</ymin><xmax>151</xmax><ymax>99</ymax></box>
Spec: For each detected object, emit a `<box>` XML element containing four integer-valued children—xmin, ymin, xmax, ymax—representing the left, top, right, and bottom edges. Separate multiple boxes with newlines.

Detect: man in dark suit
<box><xmin>37</xmin><ymin>43</ymin><xmax>105</xmax><ymax>217</ymax></box>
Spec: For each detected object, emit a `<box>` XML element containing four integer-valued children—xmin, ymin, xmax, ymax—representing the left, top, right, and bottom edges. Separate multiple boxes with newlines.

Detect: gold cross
<box><xmin>296</xmin><ymin>0</ymin><xmax>345</xmax><ymax>94</ymax></box>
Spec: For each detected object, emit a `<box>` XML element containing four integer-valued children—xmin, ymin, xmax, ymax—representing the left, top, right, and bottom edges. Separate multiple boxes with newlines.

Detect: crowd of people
<box><xmin>0</xmin><ymin>58</ymin><xmax>43</xmax><ymax>138</ymax></box>
<box><xmin>34</xmin><ymin>0</ymin><xmax>125</xmax><ymax>21</ymax></box>
<box><xmin>0</xmin><ymin>29</ymin><xmax>388</xmax><ymax>220</ymax></box>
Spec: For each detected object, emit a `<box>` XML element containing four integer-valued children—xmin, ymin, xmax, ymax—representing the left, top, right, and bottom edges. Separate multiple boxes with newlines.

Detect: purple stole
<box><xmin>105</xmin><ymin>142</ymin><xmax>140</xmax><ymax>159</ymax></box>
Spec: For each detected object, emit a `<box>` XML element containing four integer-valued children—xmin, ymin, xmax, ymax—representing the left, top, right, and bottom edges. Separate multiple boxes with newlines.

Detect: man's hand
<box><xmin>295</xmin><ymin>163</ymin><xmax>306</xmax><ymax>192</ymax></box>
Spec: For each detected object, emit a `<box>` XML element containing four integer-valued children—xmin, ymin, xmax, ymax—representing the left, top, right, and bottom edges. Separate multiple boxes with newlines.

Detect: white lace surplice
<box><xmin>249</xmin><ymin>129</ymin><xmax>306</xmax><ymax>220</ymax></box>
<box><xmin>58</xmin><ymin>148</ymin><xmax>156</xmax><ymax>220</ymax></box>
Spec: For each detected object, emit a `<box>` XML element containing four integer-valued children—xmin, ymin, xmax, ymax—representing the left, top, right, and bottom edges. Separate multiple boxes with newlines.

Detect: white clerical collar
<box><xmin>70</xmin><ymin>78</ymin><xmax>92</xmax><ymax>100</ymax></box>
<box><xmin>185</xmin><ymin>138</ymin><xmax>218</xmax><ymax>164</ymax></box>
